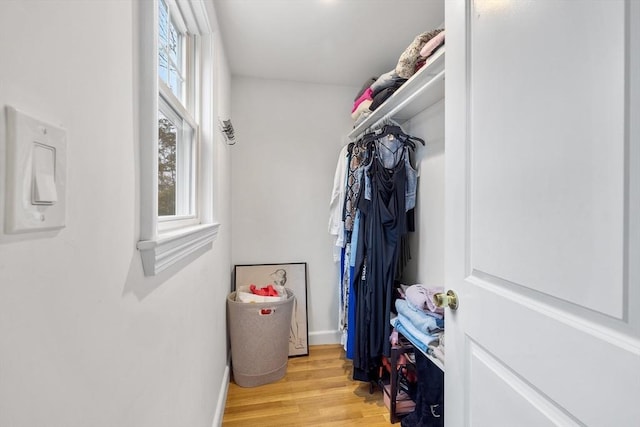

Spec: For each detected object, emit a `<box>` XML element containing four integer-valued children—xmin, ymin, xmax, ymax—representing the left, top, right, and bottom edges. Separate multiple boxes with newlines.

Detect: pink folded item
<box><xmin>405</xmin><ymin>284</ymin><xmax>445</xmax><ymax>314</ymax></box>
<box><xmin>351</xmin><ymin>87</ymin><xmax>373</xmax><ymax>113</ymax></box>
<box><xmin>351</xmin><ymin>99</ymin><xmax>372</xmax><ymax>120</ymax></box>
<box><xmin>420</xmin><ymin>30</ymin><xmax>445</xmax><ymax>58</ymax></box>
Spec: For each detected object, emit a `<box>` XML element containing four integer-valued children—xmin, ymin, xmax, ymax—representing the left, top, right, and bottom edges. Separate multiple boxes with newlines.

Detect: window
<box><xmin>157</xmin><ymin>0</ymin><xmax>196</xmax><ymax>223</ymax></box>
<box><xmin>136</xmin><ymin>0</ymin><xmax>219</xmax><ymax>276</ymax></box>
<box><xmin>158</xmin><ymin>99</ymin><xmax>195</xmax><ymax>220</ymax></box>
<box><xmin>158</xmin><ymin>0</ymin><xmax>185</xmax><ymax>102</ymax></box>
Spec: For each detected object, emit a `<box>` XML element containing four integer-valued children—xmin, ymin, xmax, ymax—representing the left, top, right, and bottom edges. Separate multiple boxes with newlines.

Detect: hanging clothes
<box><xmin>330</xmin><ymin>121</ymin><xmax>423</xmax><ymax>381</ymax></box>
<box><xmin>352</xmin><ymin>127</ymin><xmax>422</xmax><ymax>381</ymax></box>
<box><xmin>353</xmin><ymin>150</ymin><xmax>408</xmax><ymax>379</ymax></box>
<box><xmin>328</xmin><ymin>144</ymin><xmax>349</xmax><ymax>258</ymax></box>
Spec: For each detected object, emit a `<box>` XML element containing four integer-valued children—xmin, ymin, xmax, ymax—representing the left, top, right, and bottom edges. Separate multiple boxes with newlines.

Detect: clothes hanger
<box><xmin>361</xmin><ymin>118</ymin><xmax>425</xmax><ymax>150</ymax></box>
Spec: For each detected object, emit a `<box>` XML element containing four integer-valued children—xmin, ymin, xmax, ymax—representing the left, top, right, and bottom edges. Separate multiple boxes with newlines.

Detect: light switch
<box><xmin>32</xmin><ymin>144</ymin><xmax>58</xmax><ymax>204</ymax></box>
<box><xmin>5</xmin><ymin>106</ymin><xmax>66</xmax><ymax>233</ymax></box>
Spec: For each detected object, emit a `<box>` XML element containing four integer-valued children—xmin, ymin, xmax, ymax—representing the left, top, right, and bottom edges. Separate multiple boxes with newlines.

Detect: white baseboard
<box><xmin>211</xmin><ymin>362</ymin><xmax>230</xmax><ymax>427</ymax></box>
<box><xmin>308</xmin><ymin>329</ymin><xmax>341</xmax><ymax>345</ymax></box>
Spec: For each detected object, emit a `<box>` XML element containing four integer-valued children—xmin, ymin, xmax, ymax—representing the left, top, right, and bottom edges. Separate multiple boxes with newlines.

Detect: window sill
<box><xmin>137</xmin><ymin>222</ymin><xmax>220</xmax><ymax>276</ymax></box>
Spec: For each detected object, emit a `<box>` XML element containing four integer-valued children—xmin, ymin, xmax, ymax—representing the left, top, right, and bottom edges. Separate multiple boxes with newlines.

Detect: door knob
<box><xmin>433</xmin><ymin>290</ymin><xmax>458</xmax><ymax>310</ymax></box>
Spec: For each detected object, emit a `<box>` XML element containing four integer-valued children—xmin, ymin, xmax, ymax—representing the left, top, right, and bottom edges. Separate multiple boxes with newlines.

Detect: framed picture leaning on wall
<box><xmin>233</xmin><ymin>262</ymin><xmax>309</xmax><ymax>357</ymax></box>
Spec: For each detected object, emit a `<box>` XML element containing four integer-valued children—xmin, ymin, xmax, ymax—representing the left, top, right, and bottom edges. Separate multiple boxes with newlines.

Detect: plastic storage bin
<box><xmin>227</xmin><ymin>288</ymin><xmax>294</xmax><ymax>387</ymax></box>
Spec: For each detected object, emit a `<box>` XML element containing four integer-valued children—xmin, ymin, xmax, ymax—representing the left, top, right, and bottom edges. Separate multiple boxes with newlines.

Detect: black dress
<box><xmin>353</xmin><ymin>151</ymin><xmax>407</xmax><ymax>380</ymax></box>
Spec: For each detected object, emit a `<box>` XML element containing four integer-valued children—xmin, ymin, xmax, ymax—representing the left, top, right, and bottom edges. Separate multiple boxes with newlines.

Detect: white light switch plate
<box><xmin>5</xmin><ymin>106</ymin><xmax>67</xmax><ymax>233</ymax></box>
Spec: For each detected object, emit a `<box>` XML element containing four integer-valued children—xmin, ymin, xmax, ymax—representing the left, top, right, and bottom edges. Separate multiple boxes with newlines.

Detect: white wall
<box><xmin>0</xmin><ymin>2</ymin><xmax>232</xmax><ymax>427</ymax></box>
<box><xmin>230</xmin><ymin>77</ymin><xmax>356</xmax><ymax>344</ymax></box>
<box><xmin>404</xmin><ymin>99</ymin><xmax>446</xmax><ymax>286</ymax></box>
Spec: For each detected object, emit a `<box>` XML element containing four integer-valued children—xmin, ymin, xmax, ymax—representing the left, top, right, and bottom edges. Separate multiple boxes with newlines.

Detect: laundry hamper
<box><xmin>227</xmin><ymin>288</ymin><xmax>294</xmax><ymax>387</ymax></box>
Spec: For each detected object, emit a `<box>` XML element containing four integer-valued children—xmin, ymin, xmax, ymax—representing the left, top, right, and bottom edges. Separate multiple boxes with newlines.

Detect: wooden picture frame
<box><xmin>233</xmin><ymin>262</ymin><xmax>309</xmax><ymax>357</ymax></box>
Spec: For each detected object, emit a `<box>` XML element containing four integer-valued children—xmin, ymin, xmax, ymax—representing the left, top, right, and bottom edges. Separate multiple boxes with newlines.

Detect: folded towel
<box><xmin>396</xmin><ymin>298</ymin><xmax>444</xmax><ymax>334</ymax></box>
<box><xmin>405</xmin><ymin>284</ymin><xmax>445</xmax><ymax>315</ymax></box>
<box><xmin>392</xmin><ymin>317</ymin><xmax>441</xmax><ymax>354</ymax></box>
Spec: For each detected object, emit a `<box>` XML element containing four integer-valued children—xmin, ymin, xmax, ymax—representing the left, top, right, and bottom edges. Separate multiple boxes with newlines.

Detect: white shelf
<box><xmin>348</xmin><ymin>47</ymin><xmax>445</xmax><ymax>140</ymax></box>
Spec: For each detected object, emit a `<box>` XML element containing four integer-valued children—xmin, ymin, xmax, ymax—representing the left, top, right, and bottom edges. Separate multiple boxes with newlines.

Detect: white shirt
<box><xmin>328</xmin><ymin>145</ymin><xmax>349</xmax><ymax>259</ymax></box>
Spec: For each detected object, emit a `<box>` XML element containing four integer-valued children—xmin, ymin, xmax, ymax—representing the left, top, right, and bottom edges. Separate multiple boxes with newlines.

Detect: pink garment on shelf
<box><xmin>420</xmin><ymin>30</ymin><xmax>445</xmax><ymax>58</ymax></box>
<box><xmin>405</xmin><ymin>284</ymin><xmax>445</xmax><ymax>315</ymax></box>
<box><xmin>351</xmin><ymin>99</ymin><xmax>372</xmax><ymax>120</ymax></box>
<box><xmin>351</xmin><ymin>87</ymin><xmax>373</xmax><ymax>113</ymax></box>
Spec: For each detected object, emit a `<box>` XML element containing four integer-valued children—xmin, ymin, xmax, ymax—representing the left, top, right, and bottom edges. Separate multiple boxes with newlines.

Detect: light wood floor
<box><xmin>222</xmin><ymin>344</ymin><xmax>393</xmax><ymax>426</ymax></box>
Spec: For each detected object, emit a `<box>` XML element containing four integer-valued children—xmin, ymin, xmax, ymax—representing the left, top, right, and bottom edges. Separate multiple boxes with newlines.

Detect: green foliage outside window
<box><xmin>158</xmin><ymin>117</ymin><xmax>176</xmax><ymax>216</ymax></box>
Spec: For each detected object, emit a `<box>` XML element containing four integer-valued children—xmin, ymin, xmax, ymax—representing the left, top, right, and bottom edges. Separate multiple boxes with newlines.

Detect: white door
<box><xmin>444</xmin><ymin>1</ymin><xmax>640</xmax><ymax>426</ymax></box>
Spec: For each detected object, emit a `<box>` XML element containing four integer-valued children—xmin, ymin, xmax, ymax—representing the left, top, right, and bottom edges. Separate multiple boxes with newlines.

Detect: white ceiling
<box><xmin>212</xmin><ymin>0</ymin><xmax>444</xmax><ymax>87</ymax></box>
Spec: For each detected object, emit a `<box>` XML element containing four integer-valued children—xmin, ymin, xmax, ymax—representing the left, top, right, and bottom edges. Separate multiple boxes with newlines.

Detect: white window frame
<box><xmin>136</xmin><ymin>0</ymin><xmax>219</xmax><ymax>276</ymax></box>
